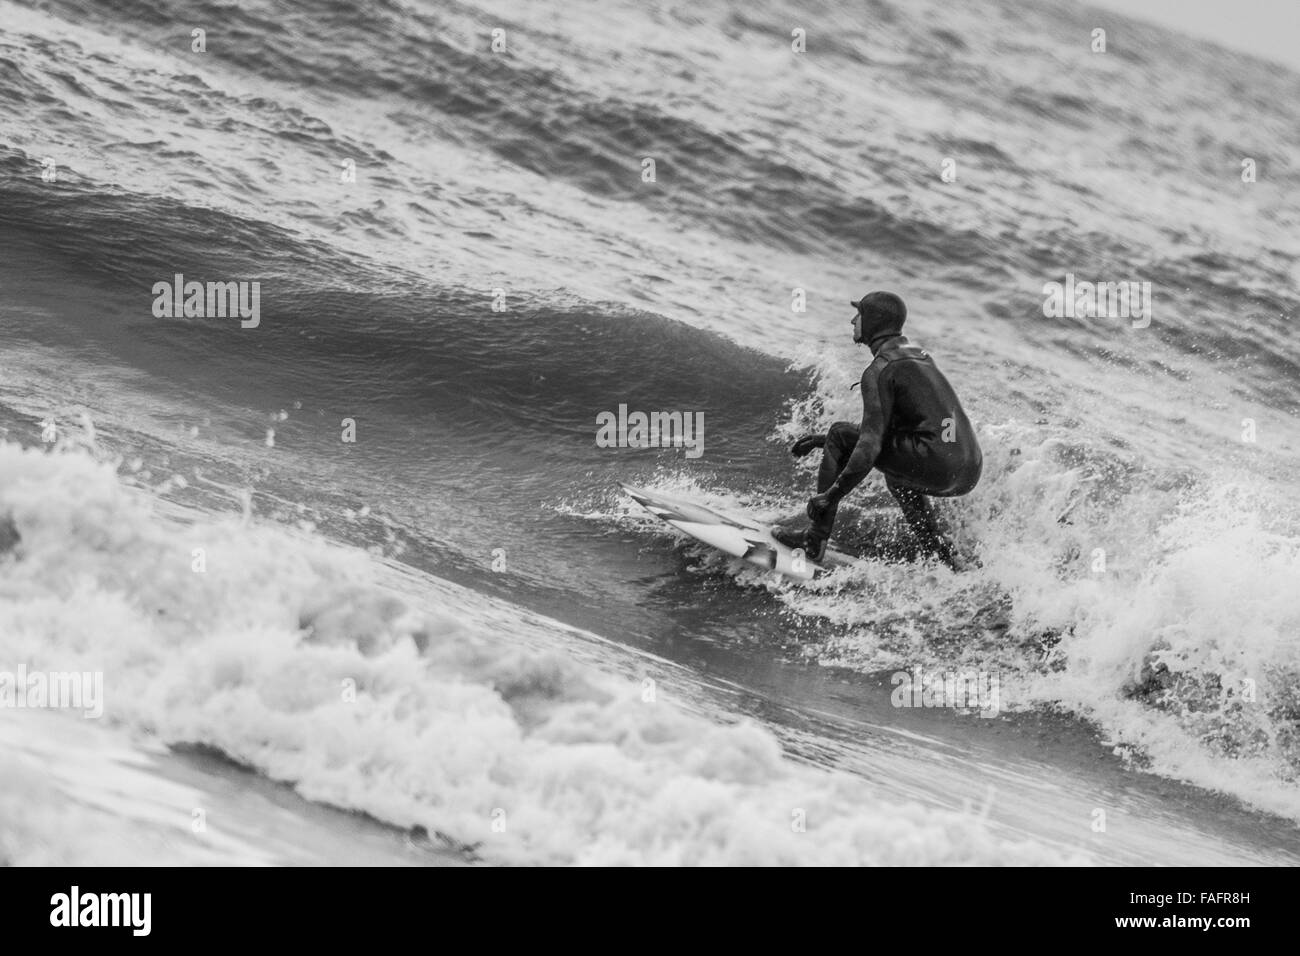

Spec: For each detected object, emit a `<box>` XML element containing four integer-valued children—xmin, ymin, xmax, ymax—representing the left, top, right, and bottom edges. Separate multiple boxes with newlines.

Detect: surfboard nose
<box><xmin>620</xmin><ymin>483</ymin><xmax>650</xmax><ymax>507</ymax></box>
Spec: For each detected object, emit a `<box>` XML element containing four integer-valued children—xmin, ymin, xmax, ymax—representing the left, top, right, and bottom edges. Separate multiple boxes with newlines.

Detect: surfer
<box><xmin>773</xmin><ymin>292</ymin><xmax>982</xmax><ymax>569</ymax></box>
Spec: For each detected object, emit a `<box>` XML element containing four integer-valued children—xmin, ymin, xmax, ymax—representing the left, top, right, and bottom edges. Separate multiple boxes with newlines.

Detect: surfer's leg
<box><xmin>816</xmin><ymin>422</ymin><xmax>860</xmax><ymax>493</ymax></box>
<box><xmin>885</xmin><ymin>477</ymin><xmax>957</xmax><ymax>569</ymax></box>
<box><xmin>807</xmin><ymin>422</ymin><xmax>859</xmax><ymax>548</ymax></box>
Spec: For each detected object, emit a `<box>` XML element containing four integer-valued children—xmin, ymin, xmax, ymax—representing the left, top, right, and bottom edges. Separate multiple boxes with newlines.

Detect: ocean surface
<box><xmin>2</xmin><ymin>0</ymin><xmax>1299</xmax><ymax>865</ymax></box>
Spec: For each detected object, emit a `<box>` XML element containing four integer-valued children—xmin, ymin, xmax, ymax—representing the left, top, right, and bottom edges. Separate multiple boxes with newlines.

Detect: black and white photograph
<box><xmin>0</xmin><ymin>0</ymin><xmax>1295</xmax><ymax>904</ymax></box>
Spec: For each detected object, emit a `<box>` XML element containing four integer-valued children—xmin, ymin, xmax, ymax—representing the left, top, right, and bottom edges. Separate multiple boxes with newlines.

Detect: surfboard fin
<box><xmin>741</xmin><ymin>542</ymin><xmax>778</xmax><ymax>570</ymax></box>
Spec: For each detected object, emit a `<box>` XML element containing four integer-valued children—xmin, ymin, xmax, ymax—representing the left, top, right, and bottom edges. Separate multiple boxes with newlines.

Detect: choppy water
<box><xmin>2</xmin><ymin>0</ymin><xmax>1299</xmax><ymax>864</ymax></box>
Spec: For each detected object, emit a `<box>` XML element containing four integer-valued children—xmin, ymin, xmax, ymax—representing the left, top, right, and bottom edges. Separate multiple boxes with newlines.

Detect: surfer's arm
<box><xmin>826</xmin><ymin>366</ymin><xmax>889</xmax><ymax>500</ymax></box>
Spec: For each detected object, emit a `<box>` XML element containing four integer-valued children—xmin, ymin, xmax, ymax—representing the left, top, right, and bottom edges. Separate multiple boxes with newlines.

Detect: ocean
<box><xmin>2</xmin><ymin>0</ymin><xmax>1299</xmax><ymax>865</ymax></box>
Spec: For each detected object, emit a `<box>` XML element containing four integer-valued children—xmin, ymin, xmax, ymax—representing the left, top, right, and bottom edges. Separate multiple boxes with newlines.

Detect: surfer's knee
<box><xmin>942</xmin><ymin>457</ymin><xmax>983</xmax><ymax>497</ymax></box>
<box><xmin>826</xmin><ymin>421</ymin><xmax>859</xmax><ymax>451</ymax></box>
<box><xmin>961</xmin><ymin>454</ymin><xmax>983</xmax><ymax>494</ymax></box>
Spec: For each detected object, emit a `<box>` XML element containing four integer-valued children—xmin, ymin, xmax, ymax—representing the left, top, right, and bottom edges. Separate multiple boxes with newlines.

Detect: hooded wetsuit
<box><xmin>811</xmin><ymin>334</ymin><xmax>982</xmax><ymax>561</ymax></box>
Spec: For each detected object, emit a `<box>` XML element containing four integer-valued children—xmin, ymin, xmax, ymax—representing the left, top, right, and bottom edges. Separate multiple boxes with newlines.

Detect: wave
<box><xmin>731</xmin><ymin>393</ymin><xmax>1300</xmax><ymax>821</ymax></box>
<box><xmin>0</xmin><ymin>439</ymin><xmax>1086</xmax><ymax>864</ymax></box>
<box><xmin>4</xmin><ymin>0</ymin><xmax>1300</xmax><ymax>851</ymax></box>
<box><xmin>2</xmin><ymin>0</ymin><xmax>1007</xmax><ymax>264</ymax></box>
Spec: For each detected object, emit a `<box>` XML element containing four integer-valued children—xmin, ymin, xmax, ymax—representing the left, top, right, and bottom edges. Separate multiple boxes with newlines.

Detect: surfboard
<box><xmin>621</xmin><ymin>483</ymin><xmax>857</xmax><ymax>581</ymax></box>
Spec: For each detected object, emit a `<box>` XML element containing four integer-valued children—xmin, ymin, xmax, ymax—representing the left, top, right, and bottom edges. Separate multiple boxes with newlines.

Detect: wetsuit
<box><xmin>812</xmin><ymin>334</ymin><xmax>981</xmax><ymax>564</ymax></box>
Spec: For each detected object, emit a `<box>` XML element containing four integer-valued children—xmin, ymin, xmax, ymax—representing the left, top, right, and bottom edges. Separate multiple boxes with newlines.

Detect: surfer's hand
<box><xmin>806</xmin><ymin>490</ymin><xmax>839</xmax><ymax>521</ymax></box>
<box><xmin>790</xmin><ymin>434</ymin><xmax>826</xmax><ymax>458</ymax></box>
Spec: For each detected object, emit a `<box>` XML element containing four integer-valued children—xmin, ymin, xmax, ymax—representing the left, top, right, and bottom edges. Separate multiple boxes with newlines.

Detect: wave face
<box><xmin>0</xmin><ymin>441</ymin><xmax>1086</xmax><ymax>865</ymax></box>
<box><xmin>2</xmin><ymin>0</ymin><xmax>1300</xmax><ymax>859</ymax></box>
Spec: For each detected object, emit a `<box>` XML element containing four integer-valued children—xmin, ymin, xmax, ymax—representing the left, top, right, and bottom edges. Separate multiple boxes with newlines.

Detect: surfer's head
<box><xmin>851</xmin><ymin>291</ymin><xmax>907</xmax><ymax>346</ymax></box>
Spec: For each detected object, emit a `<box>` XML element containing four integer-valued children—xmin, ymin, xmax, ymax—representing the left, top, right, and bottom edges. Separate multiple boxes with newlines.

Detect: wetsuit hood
<box><xmin>851</xmin><ymin>290</ymin><xmax>907</xmax><ymax>345</ymax></box>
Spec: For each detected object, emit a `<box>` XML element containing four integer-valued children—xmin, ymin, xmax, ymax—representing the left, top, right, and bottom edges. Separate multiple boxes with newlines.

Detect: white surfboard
<box><xmin>621</xmin><ymin>483</ymin><xmax>857</xmax><ymax>582</ymax></box>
